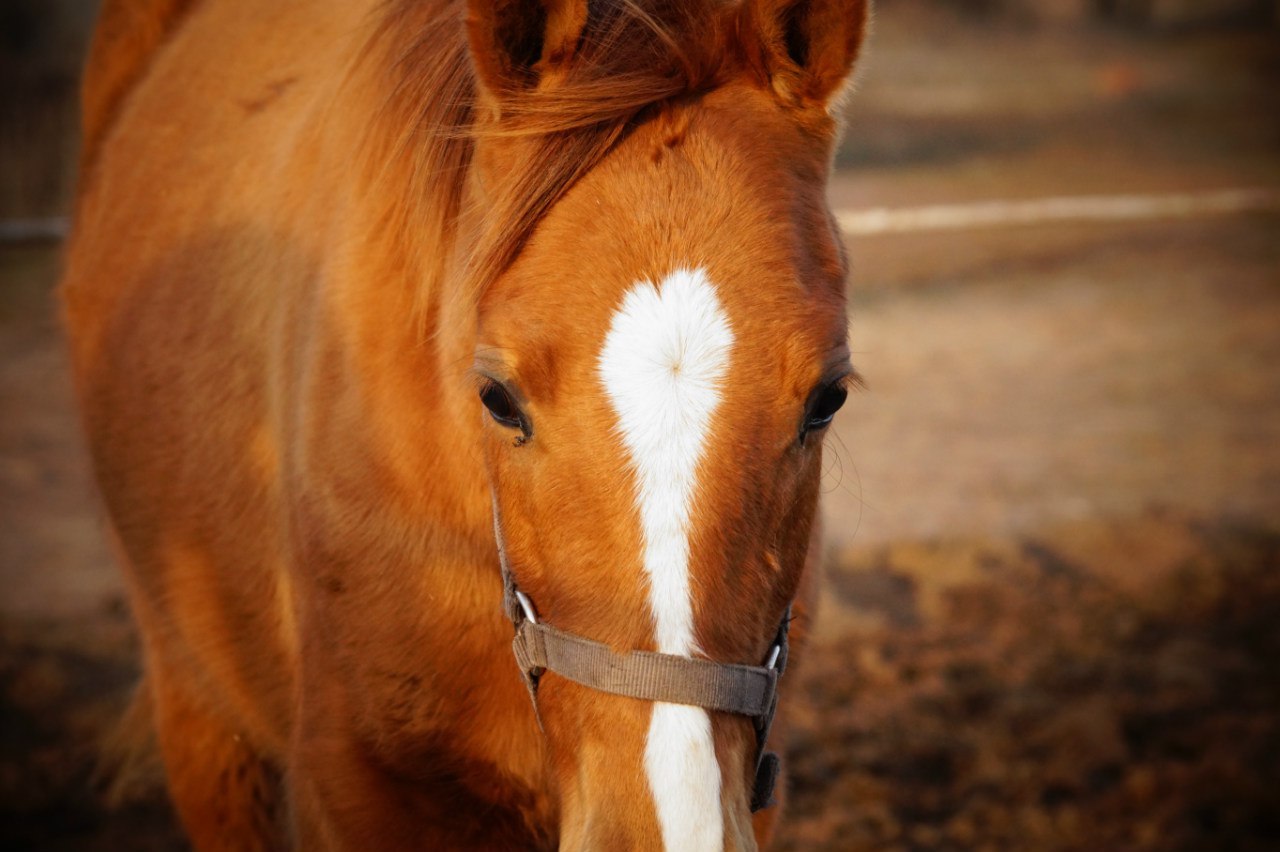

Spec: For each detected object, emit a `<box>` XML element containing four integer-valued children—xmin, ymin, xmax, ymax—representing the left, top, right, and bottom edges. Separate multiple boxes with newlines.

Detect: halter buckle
<box><xmin>514</xmin><ymin>589</ymin><xmax>538</xmax><ymax>624</ymax></box>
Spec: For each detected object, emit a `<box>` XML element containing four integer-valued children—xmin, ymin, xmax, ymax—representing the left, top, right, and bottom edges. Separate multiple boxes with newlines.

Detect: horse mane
<box><xmin>359</xmin><ymin>0</ymin><xmax>734</xmax><ymax>317</ymax></box>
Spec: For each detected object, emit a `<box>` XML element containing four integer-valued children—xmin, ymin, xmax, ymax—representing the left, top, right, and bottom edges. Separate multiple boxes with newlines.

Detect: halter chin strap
<box><xmin>493</xmin><ymin>498</ymin><xmax>790</xmax><ymax>812</ymax></box>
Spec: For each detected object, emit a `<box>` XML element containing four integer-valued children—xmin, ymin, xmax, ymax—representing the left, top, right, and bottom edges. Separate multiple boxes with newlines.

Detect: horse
<box><xmin>60</xmin><ymin>0</ymin><xmax>867</xmax><ymax>847</ymax></box>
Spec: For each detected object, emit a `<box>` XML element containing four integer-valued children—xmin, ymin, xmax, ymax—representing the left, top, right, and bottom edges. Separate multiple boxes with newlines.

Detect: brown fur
<box><xmin>62</xmin><ymin>0</ymin><xmax>868</xmax><ymax>848</ymax></box>
<box><xmin>79</xmin><ymin>0</ymin><xmax>200</xmax><ymax>174</ymax></box>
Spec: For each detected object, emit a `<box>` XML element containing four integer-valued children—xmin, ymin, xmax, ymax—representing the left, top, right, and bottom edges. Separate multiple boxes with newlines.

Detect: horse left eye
<box><xmin>802</xmin><ymin>381</ymin><xmax>848</xmax><ymax>439</ymax></box>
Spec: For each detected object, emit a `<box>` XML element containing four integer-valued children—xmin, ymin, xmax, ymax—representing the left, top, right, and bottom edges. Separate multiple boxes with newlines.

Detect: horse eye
<box><xmin>802</xmin><ymin>381</ymin><xmax>848</xmax><ymax>439</ymax></box>
<box><xmin>480</xmin><ymin>381</ymin><xmax>529</xmax><ymax>435</ymax></box>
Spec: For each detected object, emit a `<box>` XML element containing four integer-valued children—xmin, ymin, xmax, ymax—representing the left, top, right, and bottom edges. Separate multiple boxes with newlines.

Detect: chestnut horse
<box><xmin>61</xmin><ymin>0</ymin><xmax>867</xmax><ymax>848</ymax></box>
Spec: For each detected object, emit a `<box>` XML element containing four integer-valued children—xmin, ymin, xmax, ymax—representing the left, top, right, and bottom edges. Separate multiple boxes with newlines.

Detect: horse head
<box><xmin>462</xmin><ymin>0</ymin><xmax>867</xmax><ymax>846</ymax></box>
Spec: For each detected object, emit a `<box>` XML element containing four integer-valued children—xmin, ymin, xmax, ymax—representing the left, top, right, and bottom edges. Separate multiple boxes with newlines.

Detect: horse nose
<box><xmin>547</xmin><ymin>687</ymin><xmax>762</xmax><ymax>851</ymax></box>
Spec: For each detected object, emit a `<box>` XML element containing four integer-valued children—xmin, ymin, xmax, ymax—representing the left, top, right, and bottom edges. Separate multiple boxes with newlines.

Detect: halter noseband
<box><xmin>493</xmin><ymin>500</ymin><xmax>790</xmax><ymax>812</ymax></box>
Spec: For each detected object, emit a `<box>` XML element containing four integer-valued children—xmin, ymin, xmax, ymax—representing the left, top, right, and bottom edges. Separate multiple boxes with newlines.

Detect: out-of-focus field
<box><xmin>2</xmin><ymin>2</ymin><xmax>1279</xmax><ymax>849</ymax></box>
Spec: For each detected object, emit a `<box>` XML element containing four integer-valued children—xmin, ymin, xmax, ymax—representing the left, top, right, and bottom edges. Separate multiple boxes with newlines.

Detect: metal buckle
<box><xmin>514</xmin><ymin>589</ymin><xmax>538</xmax><ymax>624</ymax></box>
<box><xmin>765</xmin><ymin>643</ymin><xmax>781</xmax><ymax>670</ymax></box>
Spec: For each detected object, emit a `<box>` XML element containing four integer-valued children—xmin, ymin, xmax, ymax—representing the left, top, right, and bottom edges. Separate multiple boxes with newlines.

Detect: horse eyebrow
<box><xmin>470</xmin><ymin>348</ymin><xmax>535</xmax><ymax>405</ymax></box>
<box><xmin>468</xmin><ymin>349</ymin><xmax>506</xmax><ymax>386</ymax></box>
<box><xmin>820</xmin><ymin>345</ymin><xmax>860</xmax><ymax>386</ymax></box>
<box><xmin>471</xmin><ymin>346</ymin><xmax>509</xmax><ymax>374</ymax></box>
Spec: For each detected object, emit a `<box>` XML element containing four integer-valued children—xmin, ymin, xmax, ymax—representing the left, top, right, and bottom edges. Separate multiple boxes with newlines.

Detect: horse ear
<box><xmin>741</xmin><ymin>0</ymin><xmax>869</xmax><ymax>108</ymax></box>
<box><xmin>465</xmin><ymin>0</ymin><xmax>589</xmax><ymax>99</ymax></box>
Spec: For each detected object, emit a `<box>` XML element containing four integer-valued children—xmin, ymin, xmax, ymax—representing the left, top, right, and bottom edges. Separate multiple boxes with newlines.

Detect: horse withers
<box><xmin>61</xmin><ymin>0</ymin><xmax>868</xmax><ymax>847</ymax></box>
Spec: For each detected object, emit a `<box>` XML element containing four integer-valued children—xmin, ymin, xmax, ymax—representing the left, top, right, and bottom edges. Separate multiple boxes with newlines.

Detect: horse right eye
<box><xmin>480</xmin><ymin>381</ymin><xmax>530</xmax><ymax>436</ymax></box>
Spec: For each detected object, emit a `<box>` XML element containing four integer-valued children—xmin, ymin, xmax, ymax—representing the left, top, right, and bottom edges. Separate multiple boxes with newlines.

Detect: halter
<box><xmin>493</xmin><ymin>499</ymin><xmax>790</xmax><ymax>812</ymax></box>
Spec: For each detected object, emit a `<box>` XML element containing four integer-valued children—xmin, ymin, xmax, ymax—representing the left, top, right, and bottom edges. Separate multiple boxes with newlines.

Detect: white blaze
<box><xmin>598</xmin><ymin>268</ymin><xmax>733</xmax><ymax>852</ymax></box>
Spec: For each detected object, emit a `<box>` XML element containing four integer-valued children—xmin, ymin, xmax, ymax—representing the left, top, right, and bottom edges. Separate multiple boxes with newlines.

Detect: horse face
<box><xmin>472</xmin><ymin>83</ymin><xmax>855</xmax><ymax>848</ymax></box>
<box><xmin>464</xmin><ymin>0</ymin><xmax>867</xmax><ymax>845</ymax></box>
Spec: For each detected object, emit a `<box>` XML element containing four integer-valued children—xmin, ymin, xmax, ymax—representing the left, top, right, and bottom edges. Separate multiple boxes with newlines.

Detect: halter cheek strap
<box><xmin>493</xmin><ymin>500</ymin><xmax>791</xmax><ymax>812</ymax></box>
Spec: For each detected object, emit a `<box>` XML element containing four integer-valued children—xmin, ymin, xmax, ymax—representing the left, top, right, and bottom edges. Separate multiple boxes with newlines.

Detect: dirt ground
<box><xmin>2</xmin><ymin>3</ymin><xmax>1279</xmax><ymax>849</ymax></box>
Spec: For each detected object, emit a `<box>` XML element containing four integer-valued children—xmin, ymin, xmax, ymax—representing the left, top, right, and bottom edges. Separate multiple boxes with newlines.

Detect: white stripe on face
<box><xmin>598</xmin><ymin>268</ymin><xmax>734</xmax><ymax>851</ymax></box>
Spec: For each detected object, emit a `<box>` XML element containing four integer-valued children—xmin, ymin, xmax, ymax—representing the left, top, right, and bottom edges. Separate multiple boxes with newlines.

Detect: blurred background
<box><xmin>2</xmin><ymin>0</ymin><xmax>1278</xmax><ymax>849</ymax></box>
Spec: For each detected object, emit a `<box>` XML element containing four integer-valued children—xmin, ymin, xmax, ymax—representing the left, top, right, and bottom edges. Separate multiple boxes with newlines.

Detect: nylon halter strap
<box><xmin>492</xmin><ymin>500</ymin><xmax>791</xmax><ymax>812</ymax></box>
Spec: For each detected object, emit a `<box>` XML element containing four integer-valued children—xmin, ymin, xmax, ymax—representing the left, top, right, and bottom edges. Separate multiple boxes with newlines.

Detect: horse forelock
<box><xmin>357</xmin><ymin>0</ymin><xmax>745</xmax><ymax>322</ymax></box>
